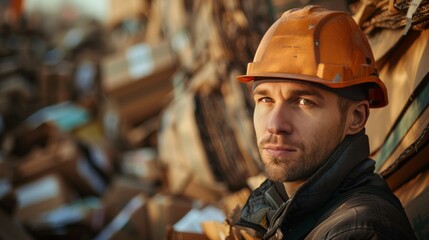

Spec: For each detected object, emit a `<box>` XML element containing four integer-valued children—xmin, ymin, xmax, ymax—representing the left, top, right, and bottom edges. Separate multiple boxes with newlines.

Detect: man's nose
<box><xmin>267</xmin><ymin>104</ymin><xmax>293</xmax><ymax>135</ymax></box>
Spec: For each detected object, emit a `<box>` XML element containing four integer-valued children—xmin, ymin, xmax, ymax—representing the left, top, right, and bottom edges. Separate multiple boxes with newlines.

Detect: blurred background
<box><xmin>0</xmin><ymin>0</ymin><xmax>428</xmax><ymax>239</ymax></box>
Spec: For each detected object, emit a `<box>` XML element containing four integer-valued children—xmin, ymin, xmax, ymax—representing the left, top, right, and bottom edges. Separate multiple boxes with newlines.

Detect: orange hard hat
<box><xmin>237</xmin><ymin>5</ymin><xmax>388</xmax><ymax>108</ymax></box>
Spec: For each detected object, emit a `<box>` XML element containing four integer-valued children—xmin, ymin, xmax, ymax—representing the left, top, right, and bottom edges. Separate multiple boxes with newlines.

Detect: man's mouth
<box><xmin>262</xmin><ymin>144</ymin><xmax>297</xmax><ymax>158</ymax></box>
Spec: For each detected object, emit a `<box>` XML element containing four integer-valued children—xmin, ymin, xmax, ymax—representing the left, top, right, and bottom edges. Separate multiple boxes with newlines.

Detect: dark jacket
<box><xmin>237</xmin><ymin>132</ymin><xmax>416</xmax><ymax>239</ymax></box>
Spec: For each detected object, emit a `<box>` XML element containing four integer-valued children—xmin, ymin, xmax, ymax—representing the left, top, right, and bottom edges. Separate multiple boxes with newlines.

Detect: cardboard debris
<box><xmin>120</xmin><ymin>147</ymin><xmax>164</xmax><ymax>184</ymax></box>
<box><xmin>38</xmin><ymin>63</ymin><xmax>75</xmax><ymax>106</ymax></box>
<box><xmin>147</xmin><ymin>193</ymin><xmax>194</xmax><ymax>240</ymax></box>
<box><xmin>4</xmin><ymin>122</ymin><xmax>60</xmax><ymax>158</ymax></box>
<box><xmin>25</xmin><ymin>102</ymin><xmax>91</xmax><ymax>132</ymax></box>
<box><xmin>180</xmin><ymin>174</ymin><xmax>226</xmax><ymax>205</ymax></box>
<box><xmin>0</xmin><ymin>160</ymin><xmax>16</xmax><ymax>215</ymax></box>
<box><xmin>219</xmin><ymin>188</ymin><xmax>251</xmax><ymax>218</ymax></box>
<box><xmin>95</xmin><ymin>193</ymin><xmax>149</xmax><ymax>240</ymax></box>
<box><xmin>395</xmin><ymin>167</ymin><xmax>429</xmax><ymax>207</ymax></box>
<box><xmin>397</xmin><ymin>170</ymin><xmax>429</xmax><ymax>240</ymax></box>
<box><xmin>15</xmin><ymin>174</ymin><xmax>74</xmax><ymax>223</ymax></box>
<box><xmin>102</xmin><ymin>41</ymin><xmax>175</xmax><ymax>93</ymax></box>
<box><xmin>101</xmin><ymin>41</ymin><xmax>177</xmax><ymax>145</ymax></box>
<box><xmin>2</xmin><ymin>0</ymin><xmax>428</xmax><ymax>239</ymax></box>
<box><xmin>201</xmin><ymin>221</ymin><xmax>230</xmax><ymax>240</ymax></box>
<box><xmin>360</xmin><ymin>1</ymin><xmax>429</xmax><ymax>237</ymax></box>
<box><xmin>167</xmin><ymin>205</ymin><xmax>225</xmax><ymax>240</ymax></box>
<box><xmin>377</xmin><ymin>106</ymin><xmax>429</xmax><ymax>174</ymax></box>
<box><xmin>246</xmin><ymin>174</ymin><xmax>267</xmax><ymax>191</ymax></box>
<box><xmin>14</xmin><ymin>136</ymin><xmax>107</xmax><ymax>196</ymax></box>
<box><xmin>0</xmin><ymin>178</ymin><xmax>16</xmax><ymax>215</ymax></box>
<box><xmin>25</xmin><ymin>197</ymin><xmax>104</xmax><ymax>237</ymax></box>
<box><xmin>381</xmin><ymin>126</ymin><xmax>429</xmax><ymax>191</ymax></box>
<box><xmin>366</xmin><ymin>23</ymin><xmax>429</xmax><ymax>155</ymax></box>
<box><xmin>0</xmin><ymin>209</ymin><xmax>33</xmax><ymax>240</ymax></box>
<box><xmin>101</xmin><ymin>176</ymin><xmax>154</xmax><ymax>223</ymax></box>
<box><xmin>164</xmin><ymin>0</ymin><xmax>195</xmax><ymax>70</ymax></box>
<box><xmin>167</xmin><ymin>230</ymin><xmax>209</xmax><ymax>240</ymax></box>
<box><xmin>159</xmin><ymin>91</ymin><xmax>219</xmax><ymax>188</ymax></box>
<box><xmin>144</xmin><ymin>0</ymin><xmax>164</xmax><ymax>45</ymax></box>
<box><xmin>172</xmin><ymin>205</ymin><xmax>226</xmax><ymax>234</ymax></box>
<box><xmin>106</xmin><ymin>0</ymin><xmax>149</xmax><ymax>28</ymax></box>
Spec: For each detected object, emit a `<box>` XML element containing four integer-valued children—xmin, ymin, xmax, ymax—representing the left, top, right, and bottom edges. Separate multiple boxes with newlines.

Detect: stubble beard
<box><xmin>260</xmin><ymin>126</ymin><xmax>345</xmax><ymax>183</ymax></box>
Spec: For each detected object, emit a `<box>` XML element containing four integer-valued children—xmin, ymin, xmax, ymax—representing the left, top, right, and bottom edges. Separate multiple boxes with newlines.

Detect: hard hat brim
<box><xmin>237</xmin><ymin>73</ymin><xmax>388</xmax><ymax>108</ymax></box>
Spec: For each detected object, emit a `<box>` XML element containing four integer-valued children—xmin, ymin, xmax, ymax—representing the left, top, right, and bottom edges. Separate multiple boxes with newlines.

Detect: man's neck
<box><xmin>283</xmin><ymin>180</ymin><xmax>306</xmax><ymax>197</ymax></box>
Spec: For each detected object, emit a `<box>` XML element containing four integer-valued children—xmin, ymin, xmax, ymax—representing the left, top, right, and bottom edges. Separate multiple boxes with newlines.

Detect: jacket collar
<box><xmin>239</xmin><ymin>131</ymin><xmax>373</xmax><ymax>232</ymax></box>
<box><xmin>289</xmin><ymin>130</ymin><xmax>371</xmax><ymax>218</ymax></box>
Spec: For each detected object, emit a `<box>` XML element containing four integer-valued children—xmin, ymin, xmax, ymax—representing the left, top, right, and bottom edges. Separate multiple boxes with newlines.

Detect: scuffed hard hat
<box><xmin>237</xmin><ymin>5</ymin><xmax>388</xmax><ymax>108</ymax></box>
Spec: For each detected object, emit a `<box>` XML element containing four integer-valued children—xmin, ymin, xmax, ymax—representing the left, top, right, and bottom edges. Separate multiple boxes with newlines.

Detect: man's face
<box><xmin>253</xmin><ymin>80</ymin><xmax>348</xmax><ymax>182</ymax></box>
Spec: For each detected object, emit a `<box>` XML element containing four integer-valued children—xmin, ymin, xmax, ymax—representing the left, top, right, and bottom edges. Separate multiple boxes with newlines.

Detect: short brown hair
<box><xmin>337</xmin><ymin>95</ymin><xmax>353</xmax><ymax>122</ymax></box>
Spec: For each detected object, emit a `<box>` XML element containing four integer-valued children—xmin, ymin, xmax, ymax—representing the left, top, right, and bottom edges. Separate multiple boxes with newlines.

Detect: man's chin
<box><xmin>265</xmin><ymin>164</ymin><xmax>313</xmax><ymax>182</ymax></box>
<box><xmin>264</xmin><ymin>165</ymin><xmax>289</xmax><ymax>182</ymax></box>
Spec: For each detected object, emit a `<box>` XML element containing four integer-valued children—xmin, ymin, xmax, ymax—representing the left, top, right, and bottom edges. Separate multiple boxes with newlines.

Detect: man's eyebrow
<box><xmin>253</xmin><ymin>87</ymin><xmax>325</xmax><ymax>99</ymax></box>
<box><xmin>289</xmin><ymin>89</ymin><xmax>324</xmax><ymax>100</ymax></box>
<box><xmin>252</xmin><ymin>89</ymin><xmax>269</xmax><ymax>96</ymax></box>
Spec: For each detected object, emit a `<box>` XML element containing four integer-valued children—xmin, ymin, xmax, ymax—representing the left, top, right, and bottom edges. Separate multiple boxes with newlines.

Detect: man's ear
<box><xmin>346</xmin><ymin>100</ymin><xmax>370</xmax><ymax>135</ymax></box>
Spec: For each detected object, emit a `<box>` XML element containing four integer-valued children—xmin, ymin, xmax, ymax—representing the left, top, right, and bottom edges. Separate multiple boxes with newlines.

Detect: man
<box><xmin>235</xmin><ymin>5</ymin><xmax>417</xmax><ymax>240</ymax></box>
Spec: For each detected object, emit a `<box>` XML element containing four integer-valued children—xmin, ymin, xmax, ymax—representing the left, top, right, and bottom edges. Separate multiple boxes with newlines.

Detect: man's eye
<box><xmin>297</xmin><ymin>98</ymin><xmax>314</xmax><ymax>106</ymax></box>
<box><xmin>259</xmin><ymin>97</ymin><xmax>274</xmax><ymax>103</ymax></box>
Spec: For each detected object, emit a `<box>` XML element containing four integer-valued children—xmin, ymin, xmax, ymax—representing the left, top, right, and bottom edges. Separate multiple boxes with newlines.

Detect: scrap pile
<box><xmin>351</xmin><ymin>0</ymin><xmax>429</xmax><ymax>238</ymax></box>
<box><xmin>0</xmin><ymin>0</ymin><xmax>276</xmax><ymax>239</ymax></box>
<box><xmin>351</xmin><ymin>0</ymin><xmax>429</xmax><ymax>34</ymax></box>
<box><xmin>0</xmin><ymin>0</ymin><xmax>427</xmax><ymax>239</ymax></box>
